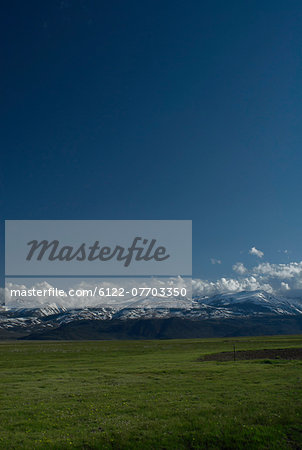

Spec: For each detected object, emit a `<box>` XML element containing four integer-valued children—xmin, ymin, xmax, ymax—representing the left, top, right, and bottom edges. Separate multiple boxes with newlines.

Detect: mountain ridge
<box><xmin>1</xmin><ymin>290</ymin><xmax>302</xmax><ymax>340</ymax></box>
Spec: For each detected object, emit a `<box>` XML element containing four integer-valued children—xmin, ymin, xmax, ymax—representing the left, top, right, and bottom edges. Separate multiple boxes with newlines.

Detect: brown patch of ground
<box><xmin>199</xmin><ymin>348</ymin><xmax>302</xmax><ymax>361</ymax></box>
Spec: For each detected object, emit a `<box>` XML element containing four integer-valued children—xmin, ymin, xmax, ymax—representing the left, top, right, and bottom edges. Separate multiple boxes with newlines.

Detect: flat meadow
<box><xmin>0</xmin><ymin>335</ymin><xmax>302</xmax><ymax>449</ymax></box>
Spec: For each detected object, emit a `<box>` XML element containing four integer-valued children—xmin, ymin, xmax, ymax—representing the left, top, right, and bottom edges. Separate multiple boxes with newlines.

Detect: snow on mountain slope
<box><xmin>196</xmin><ymin>290</ymin><xmax>302</xmax><ymax>316</ymax></box>
<box><xmin>0</xmin><ymin>291</ymin><xmax>302</xmax><ymax>335</ymax></box>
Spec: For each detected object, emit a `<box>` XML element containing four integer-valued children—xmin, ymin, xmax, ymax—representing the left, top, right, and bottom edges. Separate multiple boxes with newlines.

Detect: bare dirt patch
<box><xmin>199</xmin><ymin>348</ymin><xmax>302</xmax><ymax>361</ymax></box>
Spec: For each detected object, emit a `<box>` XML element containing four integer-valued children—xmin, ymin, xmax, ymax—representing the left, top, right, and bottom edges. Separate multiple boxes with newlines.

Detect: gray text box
<box><xmin>5</xmin><ymin>220</ymin><xmax>192</xmax><ymax>276</ymax></box>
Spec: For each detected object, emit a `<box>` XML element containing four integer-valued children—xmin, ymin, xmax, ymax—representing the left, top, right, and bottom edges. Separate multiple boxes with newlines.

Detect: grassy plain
<box><xmin>0</xmin><ymin>335</ymin><xmax>301</xmax><ymax>449</ymax></box>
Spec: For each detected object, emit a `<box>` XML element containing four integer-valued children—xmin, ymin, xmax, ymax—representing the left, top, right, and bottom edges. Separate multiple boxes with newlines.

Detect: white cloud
<box><xmin>249</xmin><ymin>246</ymin><xmax>264</xmax><ymax>258</ymax></box>
<box><xmin>193</xmin><ymin>259</ymin><xmax>302</xmax><ymax>297</ymax></box>
<box><xmin>192</xmin><ymin>276</ymin><xmax>273</xmax><ymax>297</ymax></box>
<box><xmin>253</xmin><ymin>262</ymin><xmax>302</xmax><ymax>279</ymax></box>
<box><xmin>281</xmin><ymin>282</ymin><xmax>290</xmax><ymax>291</ymax></box>
<box><xmin>248</xmin><ymin>261</ymin><xmax>302</xmax><ymax>295</ymax></box>
<box><xmin>232</xmin><ymin>262</ymin><xmax>247</xmax><ymax>275</ymax></box>
<box><xmin>210</xmin><ymin>258</ymin><xmax>221</xmax><ymax>265</ymax></box>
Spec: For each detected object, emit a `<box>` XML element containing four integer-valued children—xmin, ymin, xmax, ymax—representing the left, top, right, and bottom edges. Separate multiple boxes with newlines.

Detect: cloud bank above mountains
<box><xmin>2</xmin><ymin>244</ymin><xmax>302</xmax><ymax>306</ymax></box>
<box><xmin>193</xmin><ymin>261</ymin><xmax>302</xmax><ymax>297</ymax></box>
<box><xmin>2</xmin><ymin>259</ymin><xmax>302</xmax><ymax>305</ymax></box>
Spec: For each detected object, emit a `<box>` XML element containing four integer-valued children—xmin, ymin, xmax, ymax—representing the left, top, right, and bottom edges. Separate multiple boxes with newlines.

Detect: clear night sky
<box><xmin>1</xmin><ymin>1</ymin><xmax>302</xmax><ymax>284</ymax></box>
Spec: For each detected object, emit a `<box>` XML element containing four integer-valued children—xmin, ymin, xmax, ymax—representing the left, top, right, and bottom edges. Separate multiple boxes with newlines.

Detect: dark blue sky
<box><xmin>1</xmin><ymin>1</ymin><xmax>302</xmax><ymax>280</ymax></box>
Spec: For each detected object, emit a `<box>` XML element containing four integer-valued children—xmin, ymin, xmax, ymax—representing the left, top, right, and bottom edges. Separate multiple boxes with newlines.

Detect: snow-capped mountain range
<box><xmin>1</xmin><ymin>290</ymin><xmax>302</xmax><ymax>339</ymax></box>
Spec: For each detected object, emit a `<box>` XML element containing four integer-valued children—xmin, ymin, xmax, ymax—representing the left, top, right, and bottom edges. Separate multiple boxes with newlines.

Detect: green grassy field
<box><xmin>0</xmin><ymin>336</ymin><xmax>302</xmax><ymax>449</ymax></box>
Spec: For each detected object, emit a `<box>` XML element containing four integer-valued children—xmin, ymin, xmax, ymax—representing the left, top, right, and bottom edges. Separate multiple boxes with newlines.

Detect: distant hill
<box><xmin>1</xmin><ymin>290</ymin><xmax>302</xmax><ymax>339</ymax></box>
